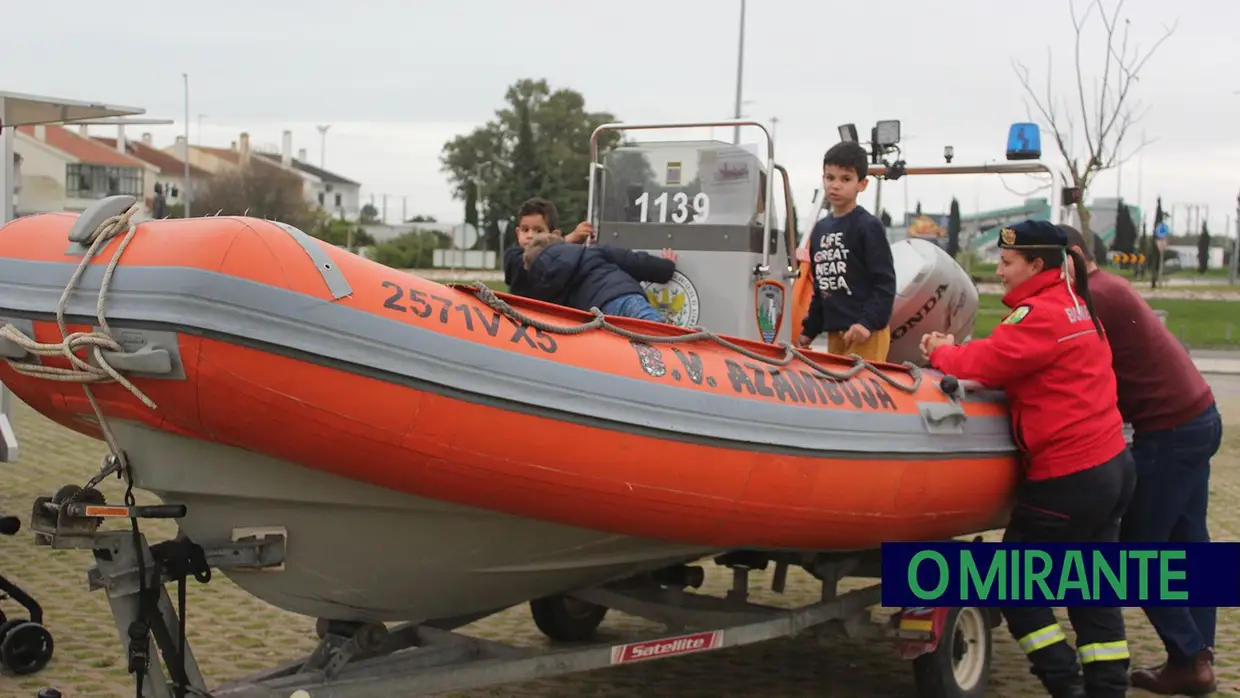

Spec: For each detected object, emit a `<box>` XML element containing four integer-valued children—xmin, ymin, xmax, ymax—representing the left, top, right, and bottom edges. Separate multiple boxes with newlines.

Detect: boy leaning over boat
<box><xmin>502</xmin><ymin>196</ymin><xmax>678</xmax><ymax>323</ymax></box>
<box><xmin>520</xmin><ymin>230</ymin><xmax>677</xmax><ymax>322</ymax></box>
<box><xmin>503</xmin><ymin>197</ymin><xmax>594</xmax><ymax>297</ymax></box>
<box><xmin>795</xmin><ymin>141</ymin><xmax>898</xmax><ymax>362</ymax></box>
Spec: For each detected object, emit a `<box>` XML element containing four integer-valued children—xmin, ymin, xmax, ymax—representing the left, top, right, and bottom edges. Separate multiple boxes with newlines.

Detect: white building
<box><xmin>12</xmin><ymin>124</ymin><xmax>159</xmax><ymax>216</ymax></box>
<box><xmin>254</xmin><ymin>130</ymin><xmax>362</xmax><ymax>221</ymax></box>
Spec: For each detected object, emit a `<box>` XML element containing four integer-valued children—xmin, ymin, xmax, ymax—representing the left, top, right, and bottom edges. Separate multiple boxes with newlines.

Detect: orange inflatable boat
<box><xmin>0</xmin><ymin>198</ymin><xmax>1020</xmax><ymax>623</ymax></box>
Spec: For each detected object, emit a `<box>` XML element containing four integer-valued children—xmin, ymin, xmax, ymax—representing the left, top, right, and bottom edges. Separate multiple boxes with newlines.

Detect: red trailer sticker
<box><xmin>609</xmin><ymin>630</ymin><xmax>725</xmax><ymax>664</ymax></box>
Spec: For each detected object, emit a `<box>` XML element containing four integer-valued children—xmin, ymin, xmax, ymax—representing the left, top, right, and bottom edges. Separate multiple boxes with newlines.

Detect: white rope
<box><xmin>1</xmin><ymin>202</ymin><xmax>155</xmax><ymax>461</ymax></box>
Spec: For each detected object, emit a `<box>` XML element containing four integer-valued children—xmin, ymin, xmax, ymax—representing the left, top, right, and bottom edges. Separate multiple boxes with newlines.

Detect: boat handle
<box><xmin>0</xmin><ymin>336</ymin><xmax>28</xmax><ymax>360</ymax></box>
<box><xmin>917</xmin><ymin>401</ymin><xmax>967</xmax><ymax>434</ymax></box>
<box><xmin>98</xmin><ymin>347</ymin><xmax>174</xmax><ymax>376</ymax></box>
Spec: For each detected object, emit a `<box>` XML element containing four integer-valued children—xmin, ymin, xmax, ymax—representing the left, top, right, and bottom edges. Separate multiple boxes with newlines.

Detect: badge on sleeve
<box><xmin>1002</xmin><ymin>305</ymin><xmax>1032</xmax><ymax>325</ymax></box>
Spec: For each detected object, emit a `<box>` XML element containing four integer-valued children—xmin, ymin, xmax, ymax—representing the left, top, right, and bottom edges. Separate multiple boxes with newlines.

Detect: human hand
<box><xmin>919</xmin><ymin>332</ymin><xmax>941</xmax><ymax>358</ymax></box>
<box><xmin>795</xmin><ymin>247</ymin><xmax>810</xmax><ymax>263</ymax></box>
<box><xmin>660</xmin><ymin>248</ymin><xmax>678</xmax><ymax>262</ymax></box>
<box><xmin>566</xmin><ymin>222</ymin><xmax>594</xmax><ymax>243</ymax></box>
<box><xmin>795</xmin><ymin>335</ymin><xmax>814</xmax><ymax>348</ymax></box>
<box><xmin>920</xmin><ymin>332</ymin><xmax>955</xmax><ymax>360</ymax></box>
<box><xmin>843</xmin><ymin>323</ymin><xmax>871</xmax><ymax>346</ymax></box>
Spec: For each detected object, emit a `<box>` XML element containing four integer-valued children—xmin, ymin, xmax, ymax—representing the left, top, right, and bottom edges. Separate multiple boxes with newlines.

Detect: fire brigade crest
<box><xmin>642</xmin><ymin>271</ymin><xmax>701</xmax><ymax>328</ymax></box>
<box><xmin>754</xmin><ymin>280</ymin><xmax>785</xmax><ymax>343</ymax></box>
<box><xmin>1000</xmin><ymin>227</ymin><xmax>1017</xmax><ymax>246</ymax></box>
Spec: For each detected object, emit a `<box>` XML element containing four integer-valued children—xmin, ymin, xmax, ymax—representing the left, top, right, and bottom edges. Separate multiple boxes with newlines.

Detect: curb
<box><xmin>1193</xmin><ymin>360</ymin><xmax>1240</xmax><ymax>376</ymax></box>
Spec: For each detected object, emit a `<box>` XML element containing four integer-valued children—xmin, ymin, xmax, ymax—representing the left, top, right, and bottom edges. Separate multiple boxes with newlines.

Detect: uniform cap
<box><xmin>998</xmin><ymin>219</ymin><xmax>1068</xmax><ymax>250</ymax></box>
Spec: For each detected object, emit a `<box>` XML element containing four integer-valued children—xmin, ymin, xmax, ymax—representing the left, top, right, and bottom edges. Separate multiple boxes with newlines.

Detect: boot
<box><xmin>1130</xmin><ymin>649</ymin><xmax>1217</xmax><ymax>695</ymax></box>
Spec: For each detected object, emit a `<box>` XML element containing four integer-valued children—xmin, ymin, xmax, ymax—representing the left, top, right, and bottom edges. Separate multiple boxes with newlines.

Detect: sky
<box><xmin>6</xmin><ymin>0</ymin><xmax>1238</xmax><ymax>237</ymax></box>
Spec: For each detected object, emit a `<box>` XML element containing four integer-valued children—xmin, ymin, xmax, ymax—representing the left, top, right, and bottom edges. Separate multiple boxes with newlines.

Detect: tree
<box><xmin>1112</xmin><ymin>198</ymin><xmax>1137</xmax><ymax>253</ymax></box>
<box><xmin>1197</xmin><ymin>220</ymin><xmax>1211</xmax><ymax>273</ymax></box>
<box><xmin>1012</xmin><ymin>0</ymin><xmax>1177</xmax><ymax>246</ymax></box>
<box><xmin>440</xmin><ymin>78</ymin><xmax>622</xmax><ymax>252</ymax></box>
<box><xmin>315</xmin><ymin>216</ymin><xmax>375</xmax><ymax>251</ymax></box>
<box><xmin>946</xmin><ymin>198</ymin><xmax>962</xmax><ymax>258</ymax></box>
<box><xmin>368</xmin><ymin>228</ymin><xmax>452</xmax><ymax>270</ymax></box>
<box><xmin>464</xmin><ymin>179</ymin><xmax>479</xmax><ymax>231</ymax></box>
<box><xmin>194</xmin><ymin>162</ymin><xmax>318</xmax><ymax>231</ymax></box>
<box><xmin>359</xmin><ymin>203</ymin><xmax>381</xmax><ymax>225</ymax></box>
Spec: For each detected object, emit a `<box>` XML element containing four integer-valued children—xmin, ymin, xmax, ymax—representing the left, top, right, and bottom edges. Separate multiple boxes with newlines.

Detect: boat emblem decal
<box><xmin>642</xmin><ymin>270</ymin><xmax>701</xmax><ymax>329</ymax></box>
<box><xmin>629</xmin><ymin>340</ymin><xmax>667</xmax><ymax>377</ymax></box>
<box><xmin>754</xmin><ymin>280</ymin><xmax>785</xmax><ymax>343</ymax></box>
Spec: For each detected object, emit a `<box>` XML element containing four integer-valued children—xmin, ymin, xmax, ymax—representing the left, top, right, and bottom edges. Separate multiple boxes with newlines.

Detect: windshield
<box><xmin>598</xmin><ymin>140</ymin><xmax>767</xmax><ymax>228</ymax></box>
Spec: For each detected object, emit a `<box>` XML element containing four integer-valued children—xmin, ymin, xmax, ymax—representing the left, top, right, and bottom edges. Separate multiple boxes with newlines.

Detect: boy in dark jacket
<box><xmin>795</xmin><ymin>141</ymin><xmax>897</xmax><ymax>362</ymax></box>
<box><xmin>503</xmin><ymin>197</ymin><xmax>593</xmax><ymax>297</ymax></box>
<box><xmin>522</xmin><ymin>231</ymin><xmax>678</xmax><ymax>322</ymax></box>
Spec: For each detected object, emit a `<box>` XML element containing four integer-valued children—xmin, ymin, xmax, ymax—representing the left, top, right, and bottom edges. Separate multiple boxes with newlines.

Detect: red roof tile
<box><xmin>93</xmin><ymin>137</ymin><xmax>212</xmax><ymax>178</ymax></box>
<box><xmin>17</xmin><ymin>125</ymin><xmax>149</xmax><ymax>169</ymax></box>
<box><xmin>197</xmin><ymin>146</ymin><xmax>289</xmax><ymax>174</ymax></box>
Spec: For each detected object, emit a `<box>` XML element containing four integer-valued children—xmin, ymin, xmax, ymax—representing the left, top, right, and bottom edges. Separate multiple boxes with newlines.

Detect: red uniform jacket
<box><xmin>929</xmin><ymin>269</ymin><xmax>1128</xmax><ymax>481</ymax></box>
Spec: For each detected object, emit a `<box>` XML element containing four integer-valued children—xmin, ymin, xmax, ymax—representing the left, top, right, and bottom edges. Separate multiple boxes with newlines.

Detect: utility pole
<box><xmin>1231</xmin><ymin>192</ymin><xmax>1239</xmax><ymax>285</ymax></box>
<box><xmin>183</xmin><ymin>73</ymin><xmax>192</xmax><ymax>218</ymax></box>
<box><xmin>732</xmin><ymin>0</ymin><xmax>746</xmax><ymax>145</ymax></box>
<box><xmin>316</xmin><ymin>125</ymin><xmax>331</xmax><ymax>168</ymax></box>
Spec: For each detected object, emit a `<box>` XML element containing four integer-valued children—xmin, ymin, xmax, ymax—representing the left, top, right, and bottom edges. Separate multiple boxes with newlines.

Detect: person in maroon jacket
<box><xmin>920</xmin><ymin>219</ymin><xmax>1137</xmax><ymax>698</ymax></box>
<box><xmin>1063</xmin><ymin>224</ymin><xmax>1220</xmax><ymax>696</ymax></box>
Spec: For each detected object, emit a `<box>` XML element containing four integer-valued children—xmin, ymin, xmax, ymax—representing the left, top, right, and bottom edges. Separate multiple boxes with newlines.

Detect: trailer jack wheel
<box><xmin>529</xmin><ymin>594</ymin><xmax>608</xmax><ymax>643</ymax></box>
<box><xmin>911</xmin><ymin>607</ymin><xmax>991</xmax><ymax>698</ymax></box>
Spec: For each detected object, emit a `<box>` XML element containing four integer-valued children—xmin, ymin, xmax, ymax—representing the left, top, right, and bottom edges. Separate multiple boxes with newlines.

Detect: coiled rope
<box><xmin>0</xmin><ymin>201</ymin><xmax>154</xmax><ymax>463</ymax></box>
<box><xmin>458</xmin><ymin>281</ymin><xmax>924</xmax><ymax>394</ymax></box>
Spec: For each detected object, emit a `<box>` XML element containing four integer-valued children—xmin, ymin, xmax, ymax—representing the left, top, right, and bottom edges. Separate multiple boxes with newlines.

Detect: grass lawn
<box><xmin>973</xmin><ymin>294</ymin><xmax>1239</xmax><ymax>348</ymax></box>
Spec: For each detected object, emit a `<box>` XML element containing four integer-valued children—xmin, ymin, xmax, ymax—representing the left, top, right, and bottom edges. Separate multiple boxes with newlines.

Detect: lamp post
<box><xmin>183</xmin><ymin>73</ymin><xmax>191</xmax><ymax>218</ymax></box>
<box><xmin>731</xmin><ymin>0</ymin><xmax>746</xmax><ymax>145</ymax></box>
<box><xmin>1231</xmin><ymin>191</ymin><xmax>1239</xmax><ymax>285</ymax></box>
<box><xmin>317</xmin><ymin>125</ymin><xmax>331</xmax><ymax>168</ymax></box>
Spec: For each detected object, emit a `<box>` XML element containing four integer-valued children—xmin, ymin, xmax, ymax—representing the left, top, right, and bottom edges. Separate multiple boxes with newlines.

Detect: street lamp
<box><xmin>316</xmin><ymin>125</ymin><xmax>331</xmax><ymax>168</ymax></box>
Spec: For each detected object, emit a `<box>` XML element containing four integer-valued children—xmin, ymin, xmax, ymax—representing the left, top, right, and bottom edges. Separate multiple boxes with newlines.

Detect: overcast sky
<box><xmin>7</xmin><ymin>0</ymin><xmax>1237</xmax><ymax>236</ymax></box>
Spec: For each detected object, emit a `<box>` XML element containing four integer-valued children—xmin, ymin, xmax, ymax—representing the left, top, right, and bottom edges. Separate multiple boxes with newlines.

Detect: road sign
<box><xmin>450</xmin><ymin>223</ymin><xmax>479</xmax><ymax>249</ymax></box>
<box><xmin>1154</xmin><ymin>221</ymin><xmax>1170</xmax><ymax>239</ymax></box>
<box><xmin>1156</xmin><ymin>237</ymin><xmax>1168</xmax><ymax>253</ymax></box>
<box><xmin>497</xmin><ymin>220</ymin><xmax>509</xmax><ymax>236</ymax></box>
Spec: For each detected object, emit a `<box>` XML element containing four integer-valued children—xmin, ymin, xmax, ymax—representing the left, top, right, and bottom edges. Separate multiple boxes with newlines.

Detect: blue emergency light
<box><xmin>1005</xmin><ymin>122</ymin><xmax>1042</xmax><ymax>161</ymax></box>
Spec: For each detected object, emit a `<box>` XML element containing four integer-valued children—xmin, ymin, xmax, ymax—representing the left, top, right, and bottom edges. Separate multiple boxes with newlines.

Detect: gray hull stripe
<box><xmin>269</xmin><ymin>220</ymin><xmax>354</xmax><ymax>300</ymax></box>
<box><xmin>0</xmin><ymin>258</ymin><xmax>1017</xmax><ymax>457</ymax></box>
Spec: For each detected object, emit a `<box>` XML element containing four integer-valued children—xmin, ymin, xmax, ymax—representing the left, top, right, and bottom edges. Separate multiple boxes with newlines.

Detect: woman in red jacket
<box><xmin>920</xmin><ymin>219</ymin><xmax>1137</xmax><ymax>698</ymax></box>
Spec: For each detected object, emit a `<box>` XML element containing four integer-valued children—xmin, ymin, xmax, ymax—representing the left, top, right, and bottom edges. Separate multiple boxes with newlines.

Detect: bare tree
<box><xmin>1012</xmin><ymin>0</ymin><xmax>1177</xmax><ymax>244</ymax></box>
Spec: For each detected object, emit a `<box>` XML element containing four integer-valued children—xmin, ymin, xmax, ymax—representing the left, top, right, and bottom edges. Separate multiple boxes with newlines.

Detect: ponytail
<box><xmin>1066</xmin><ymin>247</ymin><xmax>1105</xmax><ymax>337</ymax></box>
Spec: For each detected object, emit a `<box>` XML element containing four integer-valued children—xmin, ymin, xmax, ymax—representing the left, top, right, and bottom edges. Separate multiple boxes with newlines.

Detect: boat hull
<box><xmin>110</xmin><ymin>419</ymin><xmax>715</xmax><ymax>623</ymax></box>
<box><xmin>0</xmin><ymin>212</ymin><xmax>1020</xmax><ymax>553</ymax></box>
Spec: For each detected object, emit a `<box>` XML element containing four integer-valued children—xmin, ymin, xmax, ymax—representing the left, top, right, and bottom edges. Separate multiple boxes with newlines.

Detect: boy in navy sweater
<box><xmin>795</xmin><ymin>141</ymin><xmax>897</xmax><ymax>362</ymax></box>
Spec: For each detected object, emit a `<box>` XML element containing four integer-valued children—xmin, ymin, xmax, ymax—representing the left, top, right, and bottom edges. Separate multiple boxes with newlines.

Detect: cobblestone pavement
<box><xmin>1</xmin><ymin>397</ymin><xmax>1237</xmax><ymax>698</ymax></box>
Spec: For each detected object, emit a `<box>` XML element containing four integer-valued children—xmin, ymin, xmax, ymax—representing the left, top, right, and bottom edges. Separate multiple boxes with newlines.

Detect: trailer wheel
<box><xmin>911</xmin><ymin>607</ymin><xmax>991</xmax><ymax>698</ymax></box>
<box><xmin>529</xmin><ymin>595</ymin><xmax>608</xmax><ymax>643</ymax></box>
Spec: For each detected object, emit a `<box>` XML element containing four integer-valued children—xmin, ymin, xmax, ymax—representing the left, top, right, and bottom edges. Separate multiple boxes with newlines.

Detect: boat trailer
<box><xmin>27</xmin><ymin>485</ymin><xmax>1000</xmax><ymax>698</ymax></box>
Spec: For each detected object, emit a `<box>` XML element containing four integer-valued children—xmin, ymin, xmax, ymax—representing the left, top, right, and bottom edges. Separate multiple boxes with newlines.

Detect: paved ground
<box><xmin>1</xmin><ymin>392</ymin><xmax>1238</xmax><ymax>698</ymax></box>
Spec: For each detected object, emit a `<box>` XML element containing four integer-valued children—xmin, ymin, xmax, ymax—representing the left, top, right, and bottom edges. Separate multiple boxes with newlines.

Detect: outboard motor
<box><xmin>886</xmin><ymin>238</ymin><xmax>980</xmax><ymax>367</ymax></box>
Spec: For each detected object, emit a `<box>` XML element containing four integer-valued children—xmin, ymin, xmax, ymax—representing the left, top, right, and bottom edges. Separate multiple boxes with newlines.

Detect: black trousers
<box><xmin>1001</xmin><ymin>448</ymin><xmax>1138</xmax><ymax>698</ymax></box>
